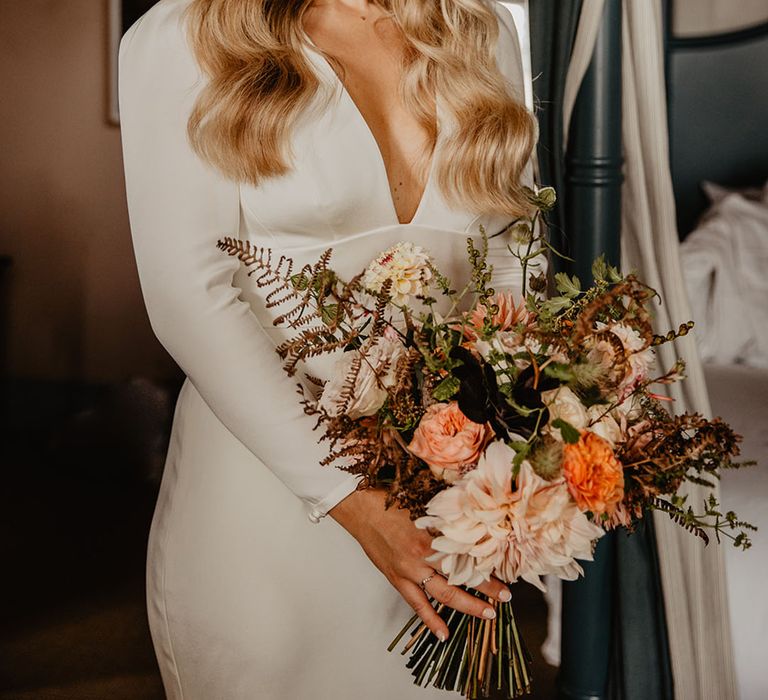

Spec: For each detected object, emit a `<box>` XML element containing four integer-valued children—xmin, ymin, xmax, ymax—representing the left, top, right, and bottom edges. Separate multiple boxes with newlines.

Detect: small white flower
<box><xmin>362</xmin><ymin>242</ymin><xmax>433</xmax><ymax>306</ymax></box>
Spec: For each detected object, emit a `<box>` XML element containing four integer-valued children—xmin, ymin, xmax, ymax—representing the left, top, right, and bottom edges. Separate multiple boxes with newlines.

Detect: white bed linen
<box><xmin>680</xmin><ymin>182</ymin><xmax>768</xmax><ymax>368</ymax></box>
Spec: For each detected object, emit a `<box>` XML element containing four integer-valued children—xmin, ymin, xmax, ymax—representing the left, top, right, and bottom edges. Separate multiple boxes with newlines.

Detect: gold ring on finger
<box><xmin>419</xmin><ymin>573</ymin><xmax>436</xmax><ymax>592</ymax></box>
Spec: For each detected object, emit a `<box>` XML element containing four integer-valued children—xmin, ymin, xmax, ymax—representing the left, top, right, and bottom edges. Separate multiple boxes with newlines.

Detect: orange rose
<box><xmin>408</xmin><ymin>402</ymin><xmax>491</xmax><ymax>482</ymax></box>
<box><xmin>562</xmin><ymin>431</ymin><xmax>624</xmax><ymax>516</ymax></box>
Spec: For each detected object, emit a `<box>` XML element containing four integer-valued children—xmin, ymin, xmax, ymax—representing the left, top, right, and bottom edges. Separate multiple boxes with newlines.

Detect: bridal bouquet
<box><xmin>217</xmin><ymin>187</ymin><xmax>754</xmax><ymax>699</ymax></box>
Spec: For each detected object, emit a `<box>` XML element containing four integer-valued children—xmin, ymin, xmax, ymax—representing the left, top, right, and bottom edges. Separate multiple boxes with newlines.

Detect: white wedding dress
<box><xmin>119</xmin><ymin>1</ymin><xmax>530</xmax><ymax>698</ymax></box>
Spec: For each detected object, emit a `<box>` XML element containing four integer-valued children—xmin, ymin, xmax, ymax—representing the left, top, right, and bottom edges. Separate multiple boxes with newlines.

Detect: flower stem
<box><xmin>387</xmin><ymin>612</ymin><xmax>419</xmax><ymax>653</ymax></box>
<box><xmin>388</xmin><ymin>588</ymin><xmax>533</xmax><ymax>698</ymax></box>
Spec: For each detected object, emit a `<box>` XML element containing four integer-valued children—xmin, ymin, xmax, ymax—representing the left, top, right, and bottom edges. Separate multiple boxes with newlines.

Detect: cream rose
<box><xmin>408</xmin><ymin>402</ymin><xmax>491</xmax><ymax>482</ymax></box>
<box><xmin>586</xmin><ymin>405</ymin><xmax>623</xmax><ymax>447</ymax></box>
<box><xmin>541</xmin><ymin>386</ymin><xmax>589</xmax><ymax>440</ymax></box>
<box><xmin>318</xmin><ymin>337</ymin><xmax>404</xmax><ymax>420</ymax></box>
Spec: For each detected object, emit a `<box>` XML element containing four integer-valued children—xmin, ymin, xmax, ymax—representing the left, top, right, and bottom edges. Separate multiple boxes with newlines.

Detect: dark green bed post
<box><xmin>563</xmin><ymin>0</ymin><xmax>623</xmax><ymax>283</ymax></box>
<box><xmin>558</xmin><ymin>1</ymin><xmax>623</xmax><ymax>699</ymax></box>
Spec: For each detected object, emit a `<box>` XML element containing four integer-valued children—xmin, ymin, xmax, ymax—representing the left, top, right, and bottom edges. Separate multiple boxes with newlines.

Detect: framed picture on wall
<box><xmin>108</xmin><ymin>0</ymin><xmax>161</xmax><ymax>125</ymax></box>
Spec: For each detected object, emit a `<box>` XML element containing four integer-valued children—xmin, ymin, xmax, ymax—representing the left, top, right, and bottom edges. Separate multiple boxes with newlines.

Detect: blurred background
<box><xmin>1</xmin><ymin>2</ymin><xmax>182</xmax><ymax>698</ymax></box>
<box><xmin>0</xmin><ymin>1</ymin><xmax>766</xmax><ymax>699</ymax></box>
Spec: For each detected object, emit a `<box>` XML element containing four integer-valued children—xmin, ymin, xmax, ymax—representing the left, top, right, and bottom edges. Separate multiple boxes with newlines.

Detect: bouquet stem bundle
<box><xmin>389</xmin><ymin>590</ymin><xmax>532</xmax><ymax>699</ymax></box>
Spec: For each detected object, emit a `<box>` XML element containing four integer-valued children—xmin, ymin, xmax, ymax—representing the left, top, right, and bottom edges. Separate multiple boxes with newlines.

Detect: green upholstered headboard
<box><xmin>665</xmin><ymin>13</ymin><xmax>768</xmax><ymax>237</ymax></box>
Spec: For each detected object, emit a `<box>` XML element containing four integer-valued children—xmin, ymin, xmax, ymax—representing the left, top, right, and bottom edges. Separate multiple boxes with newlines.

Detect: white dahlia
<box><xmin>416</xmin><ymin>441</ymin><xmax>604</xmax><ymax>591</ymax></box>
<box><xmin>362</xmin><ymin>242</ymin><xmax>433</xmax><ymax>305</ymax></box>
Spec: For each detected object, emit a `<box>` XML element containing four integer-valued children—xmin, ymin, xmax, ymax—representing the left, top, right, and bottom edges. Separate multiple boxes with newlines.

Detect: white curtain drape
<box><xmin>563</xmin><ymin>0</ymin><xmax>606</xmax><ymax>147</ymax></box>
<box><xmin>560</xmin><ymin>2</ymin><xmax>738</xmax><ymax>698</ymax></box>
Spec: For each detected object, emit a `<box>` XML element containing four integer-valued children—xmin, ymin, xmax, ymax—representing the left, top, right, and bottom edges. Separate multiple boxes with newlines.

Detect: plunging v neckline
<box><xmin>301</xmin><ymin>36</ymin><xmax>441</xmax><ymax>226</ymax></box>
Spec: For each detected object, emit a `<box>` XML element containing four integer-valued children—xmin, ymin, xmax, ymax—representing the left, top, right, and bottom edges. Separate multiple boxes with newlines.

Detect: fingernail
<box><xmin>498</xmin><ymin>589</ymin><xmax>512</xmax><ymax>603</ymax></box>
<box><xmin>438</xmin><ymin>631</ymin><xmax>447</xmax><ymax>642</ymax></box>
<box><xmin>483</xmin><ymin>607</ymin><xmax>496</xmax><ymax>620</ymax></box>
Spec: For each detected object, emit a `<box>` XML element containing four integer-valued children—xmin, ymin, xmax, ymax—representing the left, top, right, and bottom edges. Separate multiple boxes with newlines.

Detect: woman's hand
<box><xmin>329</xmin><ymin>488</ymin><xmax>511</xmax><ymax>641</ymax></box>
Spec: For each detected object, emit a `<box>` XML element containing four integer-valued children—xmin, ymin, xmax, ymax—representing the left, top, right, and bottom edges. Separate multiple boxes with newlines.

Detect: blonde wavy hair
<box><xmin>185</xmin><ymin>0</ymin><xmax>537</xmax><ymax>217</ymax></box>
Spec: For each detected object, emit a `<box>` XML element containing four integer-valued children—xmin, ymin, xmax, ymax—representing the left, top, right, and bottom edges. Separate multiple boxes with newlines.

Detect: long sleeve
<box><xmin>118</xmin><ymin>2</ymin><xmax>359</xmax><ymax>523</ymax></box>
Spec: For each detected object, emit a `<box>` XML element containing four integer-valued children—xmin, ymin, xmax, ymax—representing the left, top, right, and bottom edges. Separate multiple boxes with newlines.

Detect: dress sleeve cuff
<box><xmin>307</xmin><ymin>473</ymin><xmax>362</xmax><ymax>524</ymax></box>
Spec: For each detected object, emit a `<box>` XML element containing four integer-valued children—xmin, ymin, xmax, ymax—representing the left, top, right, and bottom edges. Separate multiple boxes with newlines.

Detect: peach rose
<box><xmin>562</xmin><ymin>431</ymin><xmax>624</xmax><ymax>516</ymax></box>
<box><xmin>408</xmin><ymin>402</ymin><xmax>491</xmax><ymax>482</ymax></box>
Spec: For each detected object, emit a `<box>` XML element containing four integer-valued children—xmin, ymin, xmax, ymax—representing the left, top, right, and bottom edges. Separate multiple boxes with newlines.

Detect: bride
<box><xmin>119</xmin><ymin>0</ymin><xmax>537</xmax><ymax>697</ymax></box>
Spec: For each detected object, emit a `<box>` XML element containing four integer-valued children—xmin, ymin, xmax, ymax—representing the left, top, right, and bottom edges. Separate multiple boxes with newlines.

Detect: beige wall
<box><xmin>0</xmin><ymin>0</ymin><xmax>175</xmax><ymax>382</ymax></box>
<box><xmin>674</xmin><ymin>0</ymin><xmax>768</xmax><ymax>37</ymax></box>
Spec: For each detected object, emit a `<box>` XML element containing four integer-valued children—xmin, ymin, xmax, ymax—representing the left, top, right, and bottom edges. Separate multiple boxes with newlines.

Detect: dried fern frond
<box><xmin>651</xmin><ymin>497</ymin><xmax>710</xmax><ymax>545</ymax></box>
<box><xmin>572</xmin><ymin>275</ymin><xmax>655</xmax><ymax>346</ymax></box>
<box><xmin>651</xmin><ymin>495</ymin><xmax>754</xmax><ymax>550</ymax></box>
<box><xmin>217</xmin><ymin>237</ymin><xmax>300</xmax><ymax>309</ymax></box>
<box><xmin>218</xmin><ymin>237</ymin><xmax>357</xmax><ymax>334</ymax></box>
<box><xmin>304</xmin><ymin>374</ymin><xmax>326</xmax><ymax>388</ymax></box>
<box><xmin>276</xmin><ymin>327</ymin><xmax>360</xmax><ymax>376</ymax></box>
<box><xmin>337</xmin><ymin>351</ymin><xmax>364</xmax><ymax>416</ymax></box>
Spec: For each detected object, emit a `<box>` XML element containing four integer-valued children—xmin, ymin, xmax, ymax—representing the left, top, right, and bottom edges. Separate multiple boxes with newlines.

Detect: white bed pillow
<box><xmin>680</xmin><ymin>180</ymin><xmax>768</xmax><ymax>368</ymax></box>
<box><xmin>701</xmin><ymin>180</ymin><xmax>767</xmax><ymax>205</ymax></box>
